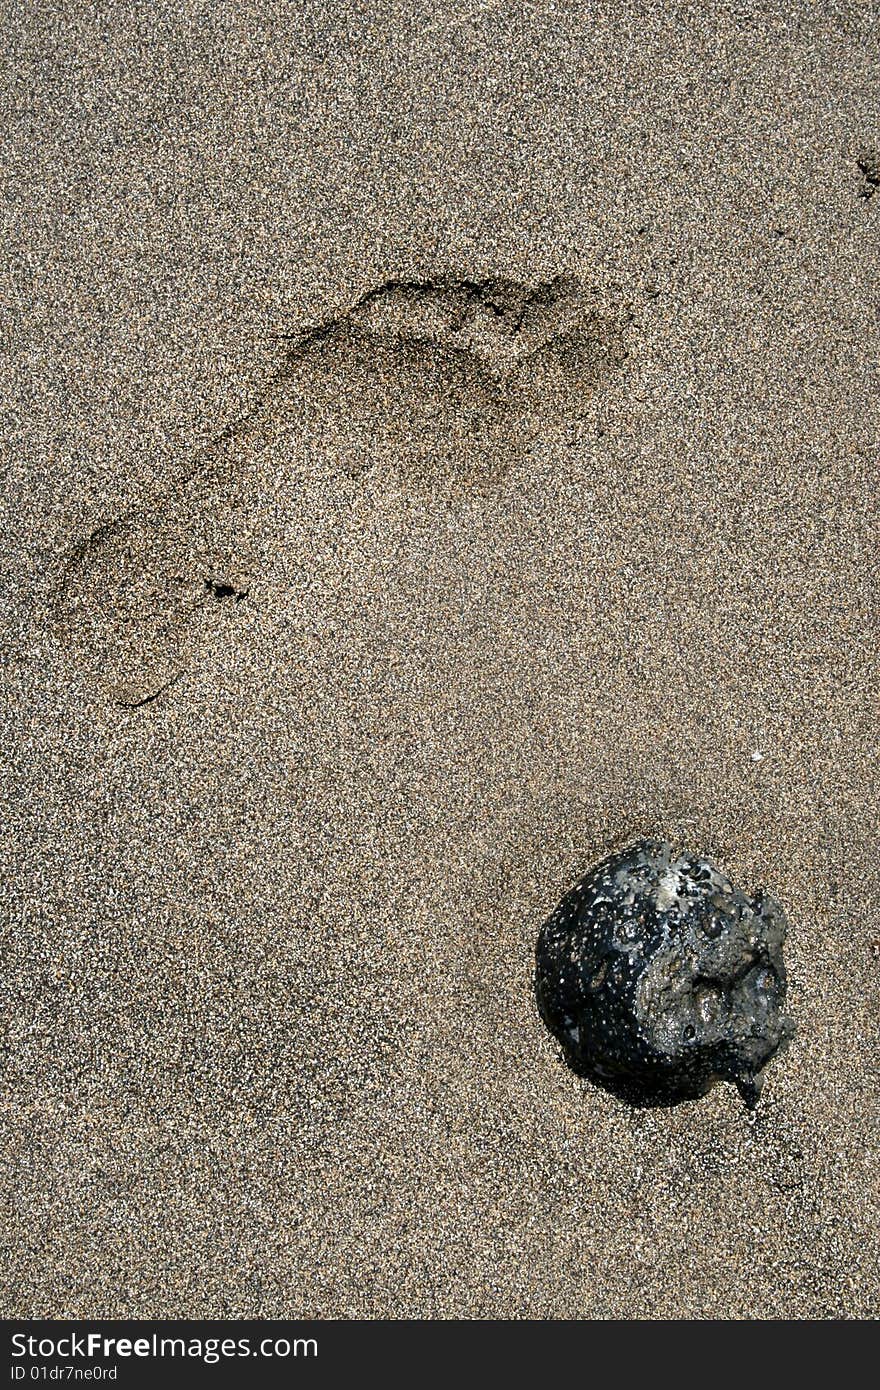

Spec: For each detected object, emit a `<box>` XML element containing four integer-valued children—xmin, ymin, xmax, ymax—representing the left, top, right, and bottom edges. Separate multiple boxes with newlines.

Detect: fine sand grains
<box><xmin>2</xmin><ymin>0</ymin><xmax>879</xmax><ymax>1319</ymax></box>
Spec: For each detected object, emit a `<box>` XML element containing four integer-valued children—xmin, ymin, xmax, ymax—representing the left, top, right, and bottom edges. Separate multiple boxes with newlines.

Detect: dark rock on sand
<box><xmin>535</xmin><ymin>840</ymin><xmax>794</xmax><ymax>1108</ymax></box>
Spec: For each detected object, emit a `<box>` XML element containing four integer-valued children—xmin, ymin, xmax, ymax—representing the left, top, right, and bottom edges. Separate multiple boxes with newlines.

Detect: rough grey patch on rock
<box><xmin>535</xmin><ymin>840</ymin><xmax>794</xmax><ymax>1108</ymax></box>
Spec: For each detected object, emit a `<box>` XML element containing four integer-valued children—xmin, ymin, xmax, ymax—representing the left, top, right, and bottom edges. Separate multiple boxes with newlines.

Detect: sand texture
<box><xmin>2</xmin><ymin>0</ymin><xmax>879</xmax><ymax>1318</ymax></box>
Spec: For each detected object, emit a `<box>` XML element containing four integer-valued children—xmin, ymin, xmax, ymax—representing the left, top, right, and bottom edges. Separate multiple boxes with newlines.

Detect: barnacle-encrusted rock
<box><xmin>535</xmin><ymin>840</ymin><xmax>794</xmax><ymax>1107</ymax></box>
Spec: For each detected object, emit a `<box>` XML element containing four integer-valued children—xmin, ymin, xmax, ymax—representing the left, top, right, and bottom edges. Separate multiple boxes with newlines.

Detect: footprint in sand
<box><xmin>53</xmin><ymin>275</ymin><xmax>633</xmax><ymax>706</ymax></box>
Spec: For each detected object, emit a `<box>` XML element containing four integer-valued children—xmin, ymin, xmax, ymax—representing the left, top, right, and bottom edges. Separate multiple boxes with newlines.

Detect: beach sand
<box><xmin>2</xmin><ymin>1</ymin><xmax>878</xmax><ymax>1317</ymax></box>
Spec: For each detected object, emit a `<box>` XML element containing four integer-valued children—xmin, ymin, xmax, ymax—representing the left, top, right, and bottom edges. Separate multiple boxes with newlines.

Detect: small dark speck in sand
<box><xmin>857</xmin><ymin>148</ymin><xmax>880</xmax><ymax>198</ymax></box>
<box><xmin>204</xmin><ymin>579</ymin><xmax>248</xmax><ymax>601</ymax></box>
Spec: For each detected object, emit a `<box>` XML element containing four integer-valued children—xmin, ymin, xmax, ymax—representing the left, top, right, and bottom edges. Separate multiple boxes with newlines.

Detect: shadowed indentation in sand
<box><xmin>857</xmin><ymin>148</ymin><xmax>880</xmax><ymax>199</ymax></box>
<box><xmin>278</xmin><ymin>275</ymin><xmax>631</xmax><ymax>488</ymax></box>
<box><xmin>54</xmin><ymin>275</ymin><xmax>632</xmax><ymax>705</ymax></box>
